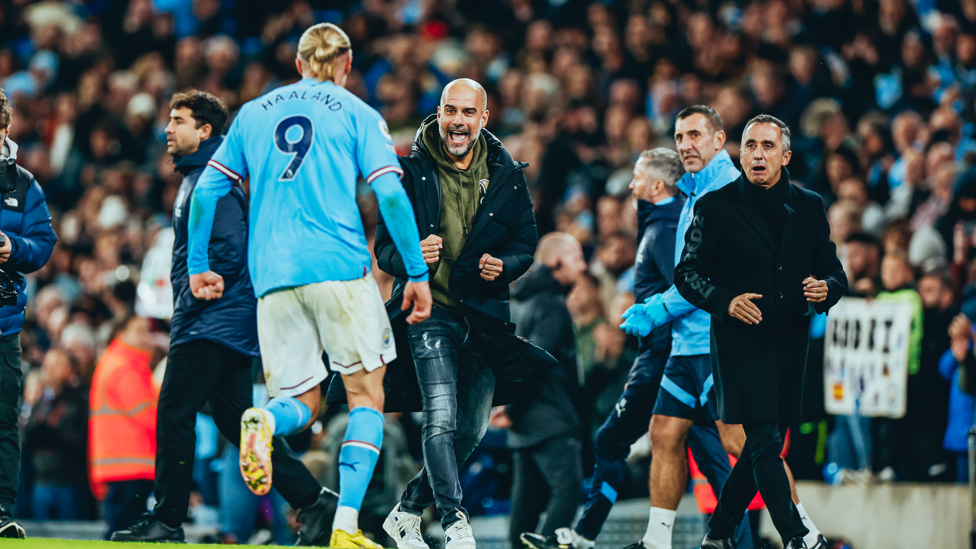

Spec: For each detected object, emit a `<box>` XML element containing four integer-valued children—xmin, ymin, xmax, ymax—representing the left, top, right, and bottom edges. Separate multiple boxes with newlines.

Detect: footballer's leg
<box><xmin>310</xmin><ymin>276</ymin><xmax>396</xmax><ymax>549</ymax></box>
<box><xmin>242</xmin><ymin>287</ymin><xmax>330</xmax><ymax>496</ymax></box>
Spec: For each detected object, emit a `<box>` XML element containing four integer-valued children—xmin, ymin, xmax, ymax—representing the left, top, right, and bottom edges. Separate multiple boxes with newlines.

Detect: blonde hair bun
<box><xmin>298</xmin><ymin>23</ymin><xmax>351</xmax><ymax>83</ymax></box>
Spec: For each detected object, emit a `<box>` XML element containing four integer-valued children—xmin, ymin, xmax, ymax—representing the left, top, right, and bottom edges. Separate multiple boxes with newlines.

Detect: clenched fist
<box><xmin>479</xmin><ymin>254</ymin><xmax>504</xmax><ymax>281</ymax></box>
<box><xmin>421</xmin><ymin>234</ymin><xmax>442</xmax><ymax>264</ymax></box>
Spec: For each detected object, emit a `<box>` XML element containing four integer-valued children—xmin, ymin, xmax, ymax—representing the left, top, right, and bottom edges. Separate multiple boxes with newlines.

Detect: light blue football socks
<box><xmin>333</xmin><ymin>406</ymin><xmax>384</xmax><ymax>533</ymax></box>
<box><xmin>264</xmin><ymin>396</ymin><xmax>312</xmax><ymax>436</ymax></box>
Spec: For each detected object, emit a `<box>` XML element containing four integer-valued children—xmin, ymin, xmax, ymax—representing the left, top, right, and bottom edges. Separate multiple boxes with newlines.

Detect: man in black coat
<box><xmin>111</xmin><ymin>91</ymin><xmax>336</xmax><ymax>544</ymax></box>
<box><xmin>499</xmin><ymin>232</ymin><xmax>587</xmax><ymax>549</ymax></box>
<box><xmin>339</xmin><ymin>79</ymin><xmax>553</xmax><ymax>549</ymax></box>
<box><xmin>674</xmin><ymin>115</ymin><xmax>847</xmax><ymax>549</ymax></box>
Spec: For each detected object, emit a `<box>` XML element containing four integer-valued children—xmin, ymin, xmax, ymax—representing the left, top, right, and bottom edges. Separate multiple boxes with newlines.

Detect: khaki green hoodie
<box><xmin>421</xmin><ymin>121</ymin><xmax>490</xmax><ymax>312</ymax></box>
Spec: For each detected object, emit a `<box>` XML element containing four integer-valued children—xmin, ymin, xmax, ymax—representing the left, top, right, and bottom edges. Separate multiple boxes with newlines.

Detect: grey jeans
<box><xmin>400</xmin><ymin>307</ymin><xmax>495</xmax><ymax>527</ymax></box>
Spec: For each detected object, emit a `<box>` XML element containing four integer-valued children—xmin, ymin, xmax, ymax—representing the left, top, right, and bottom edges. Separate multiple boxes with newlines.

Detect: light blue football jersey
<box><xmin>188</xmin><ymin>78</ymin><xmax>411</xmax><ymax>297</ymax></box>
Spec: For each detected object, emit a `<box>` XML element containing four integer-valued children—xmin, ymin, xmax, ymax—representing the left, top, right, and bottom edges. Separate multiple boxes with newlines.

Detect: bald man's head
<box><xmin>437</xmin><ymin>78</ymin><xmax>490</xmax><ymax>160</ymax></box>
<box><xmin>537</xmin><ymin>232</ymin><xmax>587</xmax><ymax>286</ymax></box>
<box><xmin>441</xmin><ymin>78</ymin><xmax>488</xmax><ymax>111</ymax></box>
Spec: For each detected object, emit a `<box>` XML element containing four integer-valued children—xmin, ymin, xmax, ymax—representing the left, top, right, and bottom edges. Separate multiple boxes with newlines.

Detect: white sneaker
<box><xmin>383</xmin><ymin>503</ymin><xmax>429</xmax><ymax>549</ymax></box>
<box><xmin>444</xmin><ymin>511</ymin><xmax>476</xmax><ymax>549</ymax></box>
<box><xmin>559</xmin><ymin>528</ymin><xmax>594</xmax><ymax>549</ymax></box>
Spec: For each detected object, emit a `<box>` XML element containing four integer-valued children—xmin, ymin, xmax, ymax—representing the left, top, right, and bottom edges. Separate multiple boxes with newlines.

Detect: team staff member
<box><xmin>503</xmin><ymin>233</ymin><xmax>587</xmax><ymax>549</ymax></box>
<box><xmin>347</xmin><ymin>78</ymin><xmax>552</xmax><ymax>549</ymax></box>
<box><xmin>0</xmin><ymin>87</ymin><xmax>57</xmax><ymax>539</ymax></box>
<box><xmin>110</xmin><ymin>91</ymin><xmax>337</xmax><ymax>545</ymax></box>
<box><xmin>674</xmin><ymin>115</ymin><xmax>846</xmax><ymax>549</ymax></box>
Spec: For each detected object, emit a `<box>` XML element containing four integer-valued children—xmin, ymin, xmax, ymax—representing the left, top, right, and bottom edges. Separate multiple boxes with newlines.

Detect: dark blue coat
<box><xmin>170</xmin><ymin>136</ymin><xmax>258</xmax><ymax>357</ymax></box>
<box><xmin>0</xmin><ymin>141</ymin><xmax>56</xmax><ymax>336</ymax></box>
<box><xmin>634</xmin><ymin>195</ymin><xmax>683</xmax><ymax>356</ymax></box>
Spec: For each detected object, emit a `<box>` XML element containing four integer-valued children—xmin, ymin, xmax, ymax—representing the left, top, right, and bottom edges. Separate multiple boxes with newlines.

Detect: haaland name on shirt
<box><xmin>259</xmin><ymin>90</ymin><xmax>342</xmax><ymax>112</ymax></box>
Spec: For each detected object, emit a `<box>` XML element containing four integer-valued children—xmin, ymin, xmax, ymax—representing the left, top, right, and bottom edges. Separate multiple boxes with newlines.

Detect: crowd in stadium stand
<box><xmin>3</xmin><ymin>0</ymin><xmax>976</xmax><ymax>535</ymax></box>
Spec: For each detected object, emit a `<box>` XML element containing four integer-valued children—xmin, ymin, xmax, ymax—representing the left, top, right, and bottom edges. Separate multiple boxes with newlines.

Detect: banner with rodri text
<box><xmin>823</xmin><ymin>297</ymin><xmax>913</xmax><ymax>418</ymax></box>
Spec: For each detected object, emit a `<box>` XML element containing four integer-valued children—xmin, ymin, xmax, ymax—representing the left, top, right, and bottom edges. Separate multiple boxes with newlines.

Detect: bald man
<box><xmin>498</xmin><ymin>233</ymin><xmax>586</xmax><ymax>549</ymax></box>
<box><xmin>372</xmin><ymin>79</ymin><xmax>544</xmax><ymax>549</ymax></box>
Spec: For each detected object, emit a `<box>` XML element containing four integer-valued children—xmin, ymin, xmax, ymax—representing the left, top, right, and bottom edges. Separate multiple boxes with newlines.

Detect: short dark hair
<box><xmin>920</xmin><ymin>267</ymin><xmax>955</xmax><ymax>293</ymax></box>
<box><xmin>676</xmin><ymin>105</ymin><xmax>724</xmax><ymax>133</ymax></box>
<box><xmin>0</xmin><ymin>88</ymin><xmax>10</xmax><ymax>130</ymax></box>
<box><xmin>169</xmin><ymin>90</ymin><xmax>228</xmax><ymax>134</ymax></box>
<box><xmin>744</xmin><ymin>114</ymin><xmax>791</xmax><ymax>151</ymax></box>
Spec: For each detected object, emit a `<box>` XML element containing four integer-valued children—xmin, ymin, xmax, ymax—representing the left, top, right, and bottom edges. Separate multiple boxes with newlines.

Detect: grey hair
<box><xmin>743</xmin><ymin>114</ymin><xmax>791</xmax><ymax>152</ymax></box>
<box><xmin>637</xmin><ymin>148</ymin><xmax>684</xmax><ymax>196</ymax></box>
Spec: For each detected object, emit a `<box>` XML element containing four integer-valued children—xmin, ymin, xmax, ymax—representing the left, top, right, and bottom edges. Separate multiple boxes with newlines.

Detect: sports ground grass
<box><xmin>0</xmin><ymin>540</ymin><xmax>272</xmax><ymax>548</ymax></box>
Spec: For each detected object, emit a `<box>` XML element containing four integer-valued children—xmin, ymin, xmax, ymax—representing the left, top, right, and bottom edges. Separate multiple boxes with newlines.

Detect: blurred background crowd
<box><xmin>3</xmin><ymin>0</ymin><xmax>976</xmax><ymax>542</ymax></box>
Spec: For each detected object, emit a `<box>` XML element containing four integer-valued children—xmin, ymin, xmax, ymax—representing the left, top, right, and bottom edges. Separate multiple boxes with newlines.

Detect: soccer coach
<box><xmin>674</xmin><ymin>115</ymin><xmax>846</xmax><ymax>549</ymax></box>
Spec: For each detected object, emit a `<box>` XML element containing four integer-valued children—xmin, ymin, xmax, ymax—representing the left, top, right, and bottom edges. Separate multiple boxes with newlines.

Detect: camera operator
<box><xmin>0</xmin><ymin>87</ymin><xmax>58</xmax><ymax>539</ymax></box>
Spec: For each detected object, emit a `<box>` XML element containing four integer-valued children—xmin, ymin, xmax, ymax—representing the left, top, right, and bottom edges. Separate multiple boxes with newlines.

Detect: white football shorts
<box><xmin>257</xmin><ymin>275</ymin><xmax>396</xmax><ymax>397</ymax></box>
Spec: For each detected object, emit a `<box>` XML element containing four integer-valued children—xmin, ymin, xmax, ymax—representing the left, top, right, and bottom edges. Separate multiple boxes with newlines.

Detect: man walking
<box><xmin>528</xmin><ymin>148</ymin><xmax>750</xmax><ymax>549</ymax></box>
<box><xmin>674</xmin><ymin>115</ymin><xmax>846</xmax><ymax>549</ymax></box>
<box><xmin>110</xmin><ymin>90</ymin><xmax>337</xmax><ymax>544</ymax></box>
<box><xmin>366</xmin><ymin>78</ymin><xmax>551</xmax><ymax>549</ymax></box>
<box><xmin>619</xmin><ymin>107</ymin><xmax>747</xmax><ymax>549</ymax></box>
<box><xmin>0</xmin><ymin>87</ymin><xmax>57</xmax><ymax>539</ymax></box>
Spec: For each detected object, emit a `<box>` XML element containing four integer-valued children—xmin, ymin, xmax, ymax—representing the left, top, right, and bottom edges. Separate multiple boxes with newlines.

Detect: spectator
<box><xmin>88</xmin><ymin>312</ymin><xmax>159</xmax><ymax>538</ymax></box>
<box><xmin>945</xmin><ymin>313</ymin><xmax>976</xmax><ymax>481</ymax></box>
<box><xmin>23</xmin><ymin>349</ymin><xmax>87</xmax><ymax>520</ymax></box>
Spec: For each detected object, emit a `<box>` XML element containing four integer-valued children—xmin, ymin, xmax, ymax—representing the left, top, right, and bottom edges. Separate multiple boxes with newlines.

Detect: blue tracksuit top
<box><xmin>661</xmin><ymin>149</ymin><xmax>740</xmax><ymax>357</ymax></box>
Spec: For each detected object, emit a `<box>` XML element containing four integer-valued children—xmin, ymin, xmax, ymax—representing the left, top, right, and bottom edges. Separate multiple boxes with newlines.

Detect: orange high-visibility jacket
<box><xmin>88</xmin><ymin>339</ymin><xmax>158</xmax><ymax>500</ymax></box>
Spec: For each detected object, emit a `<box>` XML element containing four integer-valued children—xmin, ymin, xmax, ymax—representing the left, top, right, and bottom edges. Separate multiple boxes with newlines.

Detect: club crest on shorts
<box><xmin>382</xmin><ymin>327</ymin><xmax>393</xmax><ymax>348</ymax></box>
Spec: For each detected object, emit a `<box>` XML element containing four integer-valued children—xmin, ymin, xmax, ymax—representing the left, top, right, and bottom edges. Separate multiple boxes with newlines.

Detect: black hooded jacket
<box><xmin>506</xmin><ymin>264</ymin><xmax>581</xmax><ymax>448</ymax></box>
<box><xmin>327</xmin><ymin>115</ymin><xmax>557</xmax><ymax>411</ymax></box>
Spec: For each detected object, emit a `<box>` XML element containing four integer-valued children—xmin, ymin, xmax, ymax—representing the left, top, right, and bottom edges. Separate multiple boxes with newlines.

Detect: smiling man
<box><xmin>367</xmin><ymin>78</ymin><xmax>549</xmax><ymax>549</ymax></box>
<box><xmin>674</xmin><ymin>115</ymin><xmax>847</xmax><ymax>549</ymax></box>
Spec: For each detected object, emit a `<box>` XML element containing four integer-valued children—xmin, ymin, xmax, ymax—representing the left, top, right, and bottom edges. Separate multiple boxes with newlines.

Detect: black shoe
<box><xmin>784</xmin><ymin>537</ymin><xmax>808</xmax><ymax>549</ymax></box>
<box><xmin>622</xmin><ymin>542</ymin><xmax>648</xmax><ymax>549</ymax></box>
<box><xmin>808</xmin><ymin>535</ymin><xmax>828</xmax><ymax>549</ymax></box>
<box><xmin>295</xmin><ymin>487</ymin><xmax>339</xmax><ymax>546</ymax></box>
<box><xmin>700</xmin><ymin>535</ymin><xmax>738</xmax><ymax>549</ymax></box>
<box><xmin>0</xmin><ymin>506</ymin><xmax>24</xmax><ymax>539</ymax></box>
<box><xmin>110</xmin><ymin>514</ymin><xmax>185</xmax><ymax>543</ymax></box>
<box><xmin>520</xmin><ymin>532</ymin><xmax>572</xmax><ymax>549</ymax></box>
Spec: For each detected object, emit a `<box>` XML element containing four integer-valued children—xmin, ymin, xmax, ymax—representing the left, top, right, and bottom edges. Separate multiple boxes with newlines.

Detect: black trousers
<box><xmin>509</xmin><ymin>435</ymin><xmax>583</xmax><ymax>549</ymax></box>
<box><xmin>708</xmin><ymin>423</ymin><xmax>807</xmax><ymax>543</ymax></box>
<box><xmin>153</xmin><ymin>339</ymin><xmax>319</xmax><ymax>524</ymax></box>
<box><xmin>0</xmin><ymin>334</ymin><xmax>20</xmax><ymax>511</ymax></box>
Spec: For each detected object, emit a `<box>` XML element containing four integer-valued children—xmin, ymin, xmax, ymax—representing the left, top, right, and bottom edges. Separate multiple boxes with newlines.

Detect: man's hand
<box><xmin>620</xmin><ymin>294</ymin><xmax>669</xmax><ymax>337</ymax></box>
<box><xmin>728</xmin><ymin>293</ymin><xmax>762</xmax><ymax>324</ymax></box>
<box><xmin>402</xmin><ymin>280</ymin><xmax>432</xmax><ymax>325</ymax></box>
<box><xmin>479</xmin><ymin>253</ymin><xmax>504</xmax><ymax>281</ymax></box>
<box><xmin>489</xmin><ymin>406</ymin><xmax>512</xmax><ymax>429</ymax></box>
<box><xmin>421</xmin><ymin>235</ymin><xmax>442</xmax><ymax>264</ymax></box>
<box><xmin>803</xmin><ymin>276</ymin><xmax>828</xmax><ymax>303</ymax></box>
<box><xmin>0</xmin><ymin>231</ymin><xmax>12</xmax><ymax>264</ymax></box>
<box><xmin>190</xmin><ymin>271</ymin><xmax>225</xmax><ymax>301</ymax></box>
<box><xmin>950</xmin><ymin>313</ymin><xmax>974</xmax><ymax>341</ymax></box>
<box><xmin>952</xmin><ymin>337</ymin><xmax>971</xmax><ymax>362</ymax></box>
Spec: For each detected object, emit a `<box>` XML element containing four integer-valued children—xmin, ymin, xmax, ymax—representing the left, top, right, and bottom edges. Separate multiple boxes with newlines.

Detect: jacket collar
<box><xmin>676</xmin><ymin>149</ymin><xmax>735</xmax><ymax>197</ymax></box>
<box><xmin>1</xmin><ymin>138</ymin><xmax>18</xmax><ymax>160</ymax></box>
<box><xmin>730</xmin><ymin>168</ymin><xmax>800</xmax><ymax>251</ymax></box>
<box><xmin>173</xmin><ymin>136</ymin><xmax>224</xmax><ymax>176</ymax></box>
